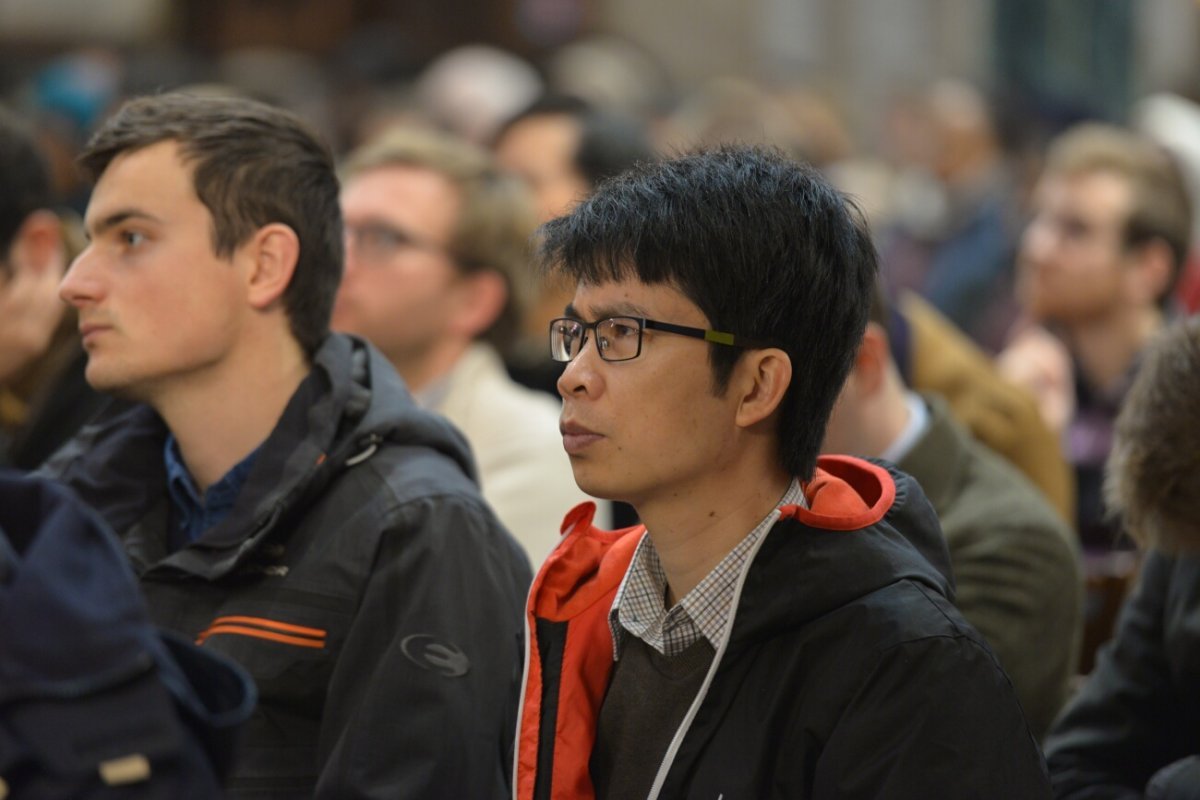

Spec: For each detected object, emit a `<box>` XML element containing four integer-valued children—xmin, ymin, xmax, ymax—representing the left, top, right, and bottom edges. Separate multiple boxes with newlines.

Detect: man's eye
<box><xmin>610</xmin><ymin>323</ymin><xmax>639</xmax><ymax>339</ymax></box>
<box><xmin>1060</xmin><ymin>219</ymin><xmax>1090</xmax><ymax>240</ymax></box>
<box><xmin>361</xmin><ymin>228</ymin><xmax>389</xmax><ymax>248</ymax></box>
<box><xmin>356</xmin><ymin>226</ymin><xmax>406</xmax><ymax>252</ymax></box>
<box><xmin>121</xmin><ymin>231</ymin><xmax>147</xmax><ymax>248</ymax></box>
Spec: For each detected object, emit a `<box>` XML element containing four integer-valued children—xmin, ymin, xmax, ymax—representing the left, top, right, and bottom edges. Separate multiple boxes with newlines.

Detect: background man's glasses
<box><xmin>344</xmin><ymin>222</ymin><xmax>452</xmax><ymax>265</ymax></box>
<box><xmin>549</xmin><ymin>316</ymin><xmax>775</xmax><ymax>363</ymax></box>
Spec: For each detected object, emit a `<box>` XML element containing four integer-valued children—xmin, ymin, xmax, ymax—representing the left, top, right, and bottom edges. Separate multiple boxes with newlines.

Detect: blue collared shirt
<box><xmin>164</xmin><ymin>434</ymin><xmax>260</xmax><ymax>548</ymax></box>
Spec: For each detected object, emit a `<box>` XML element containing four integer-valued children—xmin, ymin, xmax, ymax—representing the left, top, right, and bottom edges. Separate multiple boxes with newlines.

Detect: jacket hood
<box><xmin>42</xmin><ymin>334</ymin><xmax>478</xmax><ymax>578</ymax></box>
<box><xmin>533</xmin><ymin>456</ymin><xmax>953</xmax><ymax>641</ymax></box>
<box><xmin>0</xmin><ymin>474</ymin><xmax>253</xmax><ymax>711</ymax></box>
<box><xmin>0</xmin><ymin>473</ymin><xmax>160</xmax><ymax>696</ymax></box>
<box><xmin>0</xmin><ymin>473</ymin><xmax>256</xmax><ymax>782</ymax></box>
<box><xmin>726</xmin><ymin>455</ymin><xmax>955</xmax><ymax>650</ymax></box>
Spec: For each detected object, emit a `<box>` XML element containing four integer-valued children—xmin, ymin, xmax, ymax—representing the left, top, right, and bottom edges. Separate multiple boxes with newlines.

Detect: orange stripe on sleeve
<box><xmin>207</xmin><ymin>615</ymin><xmax>327</xmax><ymax>638</ymax></box>
<box><xmin>196</xmin><ymin>625</ymin><xmax>326</xmax><ymax>649</ymax></box>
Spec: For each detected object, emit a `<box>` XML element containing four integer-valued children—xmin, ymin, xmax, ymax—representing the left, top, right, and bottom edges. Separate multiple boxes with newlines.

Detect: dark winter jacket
<box><xmin>515</xmin><ymin>456</ymin><xmax>1051</xmax><ymax>799</ymax></box>
<box><xmin>44</xmin><ymin>334</ymin><xmax>533</xmax><ymax>798</ymax></box>
<box><xmin>1045</xmin><ymin>551</ymin><xmax>1200</xmax><ymax>799</ymax></box>
<box><xmin>0</xmin><ymin>472</ymin><xmax>255</xmax><ymax>798</ymax></box>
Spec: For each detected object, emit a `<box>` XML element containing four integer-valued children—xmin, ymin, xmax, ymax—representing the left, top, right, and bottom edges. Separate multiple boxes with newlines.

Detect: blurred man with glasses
<box><xmin>333</xmin><ymin>127</ymin><xmax>601</xmax><ymax>565</ymax></box>
<box><xmin>514</xmin><ymin>145</ymin><xmax>1052</xmax><ymax>799</ymax></box>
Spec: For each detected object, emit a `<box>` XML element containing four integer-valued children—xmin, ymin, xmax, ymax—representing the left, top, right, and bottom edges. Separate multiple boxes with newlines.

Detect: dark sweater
<box><xmin>591</xmin><ymin>635</ymin><xmax>716</xmax><ymax>799</ymax></box>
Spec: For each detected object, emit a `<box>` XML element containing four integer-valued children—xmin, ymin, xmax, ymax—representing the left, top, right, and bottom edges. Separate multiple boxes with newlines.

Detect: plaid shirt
<box><xmin>609</xmin><ymin>479</ymin><xmax>806</xmax><ymax>659</ymax></box>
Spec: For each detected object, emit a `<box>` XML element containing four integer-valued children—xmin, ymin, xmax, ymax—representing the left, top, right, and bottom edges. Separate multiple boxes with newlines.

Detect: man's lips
<box><xmin>78</xmin><ymin>321</ymin><xmax>111</xmax><ymax>345</ymax></box>
<box><xmin>560</xmin><ymin>420</ymin><xmax>603</xmax><ymax>454</ymax></box>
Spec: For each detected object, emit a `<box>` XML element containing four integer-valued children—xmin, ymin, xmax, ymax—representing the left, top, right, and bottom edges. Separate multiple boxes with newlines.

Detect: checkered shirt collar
<box><xmin>609</xmin><ymin>478</ymin><xmax>806</xmax><ymax>659</ymax></box>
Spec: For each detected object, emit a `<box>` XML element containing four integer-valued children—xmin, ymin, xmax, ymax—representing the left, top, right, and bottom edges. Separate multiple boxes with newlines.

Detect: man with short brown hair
<box><xmin>1001</xmin><ymin>123</ymin><xmax>1192</xmax><ymax>551</ymax></box>
<box><xmin>45</xmin><ymin>92</ymin><xmax>530</xmax><ymax>798</ymax></box>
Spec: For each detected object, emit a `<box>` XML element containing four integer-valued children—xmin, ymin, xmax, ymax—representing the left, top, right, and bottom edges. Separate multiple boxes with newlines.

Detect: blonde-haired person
<box><xmin>333</xmin><ymin>126</ymin><xmax>605</xmax><ymax>564</ymax></box>
<box><xmin>1044</xmin><ymin>316</ymin><xmax>1200</xmax><ymax>799</ymax></box>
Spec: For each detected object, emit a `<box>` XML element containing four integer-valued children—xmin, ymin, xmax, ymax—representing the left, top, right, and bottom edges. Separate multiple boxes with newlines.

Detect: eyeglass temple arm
<box><xmin>642</xmin><ymin>319</ymin><xmax>778</xmax><ymax>350</ymax></box>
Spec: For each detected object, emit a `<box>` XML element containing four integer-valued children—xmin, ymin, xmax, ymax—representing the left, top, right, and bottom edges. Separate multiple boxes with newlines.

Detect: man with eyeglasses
<box><xmin>332</xmin><ymin>127</ymin><xmax>601</xmax><ymax>565</ymax></box>
<box><xmin>514</xmin><ymin>146</ymin><xmax>1052</xmax><ymax>799</ymax></box>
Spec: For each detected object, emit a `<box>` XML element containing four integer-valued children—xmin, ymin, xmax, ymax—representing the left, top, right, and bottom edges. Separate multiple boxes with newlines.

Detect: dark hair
<box><xmin>0</xmin><ymin>106</ymin><xmax>54</xmax><ymax>274</ymax></box>
<box><xmin>537</xmin><ymin>145</ymin><xmax>878</xmax><ymax>479</ymax></box>
<box><xmin>494</xmin><ymin>94</ymin><xmax>657</xmax><ymax>189</ymax></box>
<box><xmin>1105</xmin><ymin>317</ymin><xmax>1200</xmax><ymax>551</ymax></box>
<box><xmin>79</xmin><ymin>92</ymin><xmax>343</xmax><ymax>356</ymax></box>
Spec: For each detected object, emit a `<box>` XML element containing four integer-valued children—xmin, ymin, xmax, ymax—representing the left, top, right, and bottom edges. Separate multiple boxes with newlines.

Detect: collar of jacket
<box><xmin>42</xmin><ymin>334</ymin><xmax>477</xmax><ymax>581</ymax></box>
<box><xmin>896</xmin><ymin>393</ymin><xmax>972</xmax><ymax>515</ymax></box>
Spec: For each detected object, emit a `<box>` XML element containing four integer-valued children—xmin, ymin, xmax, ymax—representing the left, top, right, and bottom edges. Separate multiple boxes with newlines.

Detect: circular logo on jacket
<box><xmin>400</xmin><ymin>634</ymin><xmax>471</xmax><ymax>677</ymax></box>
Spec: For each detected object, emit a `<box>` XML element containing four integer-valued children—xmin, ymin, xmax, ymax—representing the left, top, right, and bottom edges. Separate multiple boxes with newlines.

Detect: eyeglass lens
<box><xmin>550</xmin><ymin>318</ymin><xmax>643</xmax><ymax>362</ymax></box>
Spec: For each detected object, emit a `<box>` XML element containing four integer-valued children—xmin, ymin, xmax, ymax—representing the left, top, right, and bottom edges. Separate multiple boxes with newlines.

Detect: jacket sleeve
<box><xmin>948</xmin><ymin>513</ymin><xmax>1082</xmax><ymax>739</ymax></box>
<box><xmin>313</xmin><ymin>492</ymin><xmax>532</xmax><ymax>800</ymax></box>
<box><xmin>814</xmin><ymin>630</ymin><xmax>1053</xmax><ymax>799</ymax></box>
<box><xmin>1044</xmin><ymin>552</ymin><xmax>1195</xmax><ymax>800</ymax></box>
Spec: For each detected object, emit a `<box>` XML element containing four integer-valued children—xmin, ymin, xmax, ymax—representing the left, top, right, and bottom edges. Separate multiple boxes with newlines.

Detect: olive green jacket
<box><xmin>900</xmin><ymin>394</ymin><xmax>1082</xmax><ymax>740</ymax></box>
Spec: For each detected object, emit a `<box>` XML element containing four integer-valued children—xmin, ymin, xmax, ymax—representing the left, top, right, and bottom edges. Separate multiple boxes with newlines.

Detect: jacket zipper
<box><xmin>645</xmin><ymin>509</ymin><xmax>783</xmax><ymax>800</ymax></box>
<box><xmin>513</xmin><ymin>580</ymin><xmax>535</xmax><ymax>800</ymax></box>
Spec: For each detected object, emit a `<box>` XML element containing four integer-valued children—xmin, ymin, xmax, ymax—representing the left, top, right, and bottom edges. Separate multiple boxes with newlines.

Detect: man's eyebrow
<box><xmin>563</xmin><ymin>301</ymin><xmax>650</xmax><ymax>321</ymax></box>
<box><xmin>85</xmin><ymin>209</ymin><xmax>163</xmax><ymax>239</ymax></box>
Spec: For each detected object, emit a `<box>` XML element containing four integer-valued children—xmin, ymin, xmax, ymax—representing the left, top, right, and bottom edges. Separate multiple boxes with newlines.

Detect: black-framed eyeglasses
<box><xmin>549</xmin><ymin>316</ymin><xmax>776</xmax><ymax>363</ymax></box>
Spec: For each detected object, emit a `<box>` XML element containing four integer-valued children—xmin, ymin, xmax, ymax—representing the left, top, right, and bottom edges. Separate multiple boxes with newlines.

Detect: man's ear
<box><xmin>1127</xmin><ymin>238</ymin><xmax>1174</xmax><ymax>308</ymax></box>
<box><xmin>9</xmin><ymin>210</ymin><xmax>65</xmax><ymax>276</ymax></box>
<box><xmin>734</xmin><ymin>347</ymin><xmax>793</xmax><ymax>429</ymax></box>
<box><xmin>853</xmin><ymin>322</ymin><xmax>891</xmax><ymax>396</ymax></box>
<box><xmin>245</xmin><ymin>223</ymin><xmax>300</xmax><ymax>310</ymax></box>
<box><xmin>447</xmin><ymin>269</ymin><xmax>507</xmax><ymax>339</ymax></box>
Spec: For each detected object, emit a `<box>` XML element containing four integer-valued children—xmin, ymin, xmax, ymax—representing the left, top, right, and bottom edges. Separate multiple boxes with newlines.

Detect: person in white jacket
<box><xmin>332</xmin><ymin>127</ymin><xmax>603</xmax><ymax>565</ymax></box>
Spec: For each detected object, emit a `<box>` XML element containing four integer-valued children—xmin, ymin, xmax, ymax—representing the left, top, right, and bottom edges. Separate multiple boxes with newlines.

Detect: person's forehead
<box><xmin>84</xmin><ymin>141</ymin><xmax>198</xmax><ymax>229</ymax></box>
<box><xmin>341</xmin><ymin>164</ymin><xmax>462</xmax><ymax>227</ymax></box>
<box><xmin>570</xmin><ymin>278</ymin><xmax>707</xmax><ymax>323</ymax></box>
<box><xmin>497</xmin><ymin>114</ymin><xmax>582</xmax><ymax>166</ymax></box>
<box><xmin>503</xmin><ymin>113</ymin><xmax>580</xmax><ymax>147</ymax></box>
<box><xmin>343</xmin><ymin>162</ymin><xmax>459</xmax><ymax>201</ymax></box>
<box><xmin>1036</xmin><ymin>169</ymin><xmax>1134</xmax><ymax>220</ymax></box>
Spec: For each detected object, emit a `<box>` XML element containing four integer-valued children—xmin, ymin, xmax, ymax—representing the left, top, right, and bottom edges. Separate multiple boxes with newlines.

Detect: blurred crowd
<box><xmin>2</xmin><ymin>28</ymin><xmax>1200</xmax><ymax>799</ymax></box>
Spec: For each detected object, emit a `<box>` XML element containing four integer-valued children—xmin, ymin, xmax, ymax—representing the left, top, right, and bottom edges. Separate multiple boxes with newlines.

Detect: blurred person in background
<box><xmin>0</xmin><ymin>105</ymin><xmax>111</xmax><ymax>470</ymax></box>
<box><xmin>333</xmin><ymin>126</ymin><xmax>602</xmax><ymax>563</ymax></box>
<box><xmin>413</xmin><ymin>44</ymin><xmax>543</xmax><ymax>146</ymax></box>
<box><xmin>879</xmin><ymin>79</ymin><xmax>1023</xmax><ymax>354</ymax></box>
<box><xmin>492</xmin><ymin>94</ymin><xmax>658</xmax><ymax>397</ymax></box>
<box><xmin>44</xmin><ymin>92</ymin><xmax>530</xmax><ymax>798</ymax></box>
<box><xmin>998</xmin><ymin>122</ymin><xmax>1192</xmax><ymax>675</ymax></box>
<box><xmin>542</xmin><ymin>34</ymin><xmax>674</xmax><ymax>126</ymax></box>
<box><xmin>998</xmin><ymin>123</ymin><xmax>1192</xmax><ymax>554</ymax></box>
<box><xmin>823</xmin><ymin>282</ymin><xmax>1082</xmax><ymax>740</ymax></box>
<box><xmin>1134</xmin><ymin>91</ymin><xmax>1200</xmax><ymax>314</ymax></box>
<box><xmin>1043</xmin><ymin>317</ymin><xmax>1200</xmax><ymax>800</ymax></box>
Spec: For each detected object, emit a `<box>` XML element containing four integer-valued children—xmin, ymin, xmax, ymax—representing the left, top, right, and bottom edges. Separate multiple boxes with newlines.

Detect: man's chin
<box><xmin>84</xmin><ymin>365</ymin><xmax>143</xmax><ymax>400</ymax></box>
<box><xmin>570</xmin><ymin>471</ymin><xmax>632</xmax><ymax>506</ymax></box>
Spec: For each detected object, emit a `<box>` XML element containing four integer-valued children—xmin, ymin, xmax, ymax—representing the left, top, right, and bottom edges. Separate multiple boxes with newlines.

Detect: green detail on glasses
<box><xmin>703</xmin><ymin>330</ymin><xmax>736</xmax><ymax>346</ymax></box>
